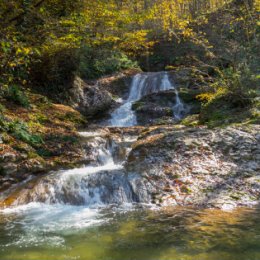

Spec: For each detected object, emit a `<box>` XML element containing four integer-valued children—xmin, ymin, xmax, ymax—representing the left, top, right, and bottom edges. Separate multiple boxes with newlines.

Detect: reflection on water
<box><xmin>0</xmin><ymin>205</ymin><xmax>260</xmax><ymax>260</ymax></box>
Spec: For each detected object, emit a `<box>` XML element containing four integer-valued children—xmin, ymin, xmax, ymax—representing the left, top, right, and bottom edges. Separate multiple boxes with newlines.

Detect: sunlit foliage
<box><xmin>0</xmin><ymin>0</ymin><xmax>258</xmax><ymax>101</ymax></box>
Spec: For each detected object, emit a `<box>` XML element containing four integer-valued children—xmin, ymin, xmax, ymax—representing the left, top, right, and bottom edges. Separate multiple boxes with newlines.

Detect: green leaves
<box><xmin>8</xmin><ymin>120</ymin><xmax>43</xmax><ymax>146</ymax></box>
<box><xmin>4</xmin><ymin>85</ymin><xmax>30</xmax><ymax>108</ymax></box>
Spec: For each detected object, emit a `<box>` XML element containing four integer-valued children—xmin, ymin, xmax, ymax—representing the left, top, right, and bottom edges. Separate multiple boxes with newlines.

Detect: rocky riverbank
<box><xmin>0</xmin><ymin>93</ymin><xmax>87</xmax><ymax>193</ymax></box>
<box><xmin>127</xmin><ymin>124</ymin><xmax>260</xmax><ymax>209</ymax></box>
<box><xmin>1</xmin><ymin>123</ymin><xmax>259</xmax><ymax>210</ymax></box>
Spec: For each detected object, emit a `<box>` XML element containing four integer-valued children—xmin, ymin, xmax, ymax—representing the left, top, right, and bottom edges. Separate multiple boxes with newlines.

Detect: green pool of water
<box><xmin>0</xmin><ymin>204</ymin><xmax>259</xmax><ymax>260</ymax></box>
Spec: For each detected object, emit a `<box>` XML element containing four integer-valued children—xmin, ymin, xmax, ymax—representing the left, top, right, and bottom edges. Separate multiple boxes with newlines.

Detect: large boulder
<box><xmin>132</xmin><ymin>89</ymin><xmax>202</xmax><ymax>126</ymax></box>
<box><xmin>69</xmin><ymin>76</ymin><xmax>114</xmax><ymax>117</ymax></box>
<box><xmin>132</xmin><ymin>90</ymin><xmax>177</xmax><ymax>125</ymax></box>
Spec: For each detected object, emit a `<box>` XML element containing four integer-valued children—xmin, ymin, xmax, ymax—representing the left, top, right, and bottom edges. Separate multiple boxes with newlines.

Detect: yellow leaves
<box><xmin>99</xmin><ymin>35</ymin><xmax>121</xmax><ymax>44</ymax></box>
<box><xmin>196</xmin><ymin>93</ymin><xmax>215</xmax><ymax>103</ymax></box>
<box><xmin>182</xmin><ymin>28</ymin><xmax>195</xmax><ymax>38</ymax></box>
<box><xmin>59</xmin><ymin>19</ymin><xmax>77</xmax><ymax>27</ymax></box>
<box><xmin>8</xmin><ymin>62</ymin><xmax>17</xmax><ymax>68</ymax></box>
<box><xmin>118</xmin><ymin>30</ymin><xmax>152</xmax><ymax>55</ymax></box>
<box><xmin>16</xmin><ymin>47</ymin><xmax>31</xmax><ymax>56</ymax></box>
<box><xmin>255</xmin><ymin>0</ymin><xmax>260</xmax><ymax>12</ymax></box>
<box><xmin>60</xmin><ymin>34</ymin><xmax>79</xmax><ymax>42</ymax></box>
<box><xmin>15</xmin><ymin>48</ymin><xmax>22</xmax><ymax>55</ymax></box>
<box><xmin>196</xmin><ymin>87</ymin><xmax>228</xmax><ymax>104</ymax></box>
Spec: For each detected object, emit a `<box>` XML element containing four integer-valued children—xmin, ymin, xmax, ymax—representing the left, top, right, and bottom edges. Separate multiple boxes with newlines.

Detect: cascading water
<box><xmin>12</xmin><ymin>132</ymin><xmax>143</xmax><ymax>206</ymax></box>
<box><xmin>0</xmin><ymin>131</ymin><xmax>150</xmax><ymax>248</ymax></box>
<box><xmin>109</xmin><ymin>72</ymin><xmax>186</xmax><ymax>126</ymax></box>
<box><xmin>109</xmin><ymin>74</ymin><xmax>146</xmax><ymax>127</ymax></box>
<box><xmin>0</xmin><ymin>71</ymin><xmax>187</xmax><ymax>254</ymax></box>
<box><xmin>1</xmin><ymin>71</ymin><xmax>186</xmax><ymax>209</ymax></box>
<box><xmin>2</xmin><ymin>71</ymin><xmax>258</xmax><ymax>260</ymax></box>
<box><xmin>160</xmin><ymin>72</ymin><xmax>186</xmax><ymax>120</ymax></box>
<box><xmin>174</xmin><ymin>93</ymin><xmax>186</xmax><ymax>120</ymax></box>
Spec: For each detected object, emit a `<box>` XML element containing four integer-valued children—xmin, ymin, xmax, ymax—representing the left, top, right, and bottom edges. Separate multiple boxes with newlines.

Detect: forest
<box><xmin>0</xmin><ymin>1</ymin><xmax>259</xmax><ymax>260</ymax></box>
<box><xmin>0</xmin><ymin>0</ymin><xmax>258</xmax><ymax>92</ymax></box>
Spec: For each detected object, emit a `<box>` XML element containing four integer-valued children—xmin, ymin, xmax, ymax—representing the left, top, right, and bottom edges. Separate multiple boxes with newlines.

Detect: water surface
<box><xmin>0</xmin><ymin>205</ymin><xmax>259</xmax><ymax>260</ymax></box>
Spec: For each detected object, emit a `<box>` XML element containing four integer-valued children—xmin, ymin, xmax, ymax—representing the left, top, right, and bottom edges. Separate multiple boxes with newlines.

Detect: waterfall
<box><xmin>3</xmin><ymin>71</ymin><xmax>187</xmax><ymax>209</ymax></box>
<box><xmin>109</xmin><ymin>74</ymin><xmax>146</xmax><ymax>127</ymax></box>
<box><xmin>11</xmin><ymin>132</ymin><xmax>146</xmax><ymax>206</ymax></box>
<box><xmin>109</xmin><ymin>72</ymin><xmax>186</xmax><ymax>126</ymax></box>
<box><xmin>3</xmin><ymin>71</ymin><xmax>186</xmax><ymax>212</ymax></box>
<box><xmin>174</xmin><ymin>92</ymin><xmax>186</xmax><ymax>120</ymax></box>
<box><xmin>161</xmin><ymin>72</ymin><xmax>186</xmax><ymax>120</ymax></box>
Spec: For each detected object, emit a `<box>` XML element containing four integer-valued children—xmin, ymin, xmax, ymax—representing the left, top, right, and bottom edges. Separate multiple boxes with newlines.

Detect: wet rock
<box><xmin>132</xmin><ymin>88</ymin><xmax>202</xmax><ymax>126</ymax></box>
<box><xmin>2</xmin><ymin>181</ymin><xmax>12</xmax><ymax>189</ymax></box>
<box><xmin>96</xmin><ymin>69</ymin><xmax>140</xmax><ymax>99</ymax></box>
<box><xmin>132</xmin><ymin>91</ymin><xmax>176</xmax><ymax>125</ymax></box>
<box><xmin>9</xmin><ymin>169</ymin><xmax>140</xmax><ymax>206</ymax></box>
<box><xmin>1</xmin><ymin>124</ymin><xmax>259</xmax><ymax>210</ymax></box>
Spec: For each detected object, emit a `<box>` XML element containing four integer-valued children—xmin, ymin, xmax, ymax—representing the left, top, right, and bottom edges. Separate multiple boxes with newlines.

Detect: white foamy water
<box><xmin>78</xmin><ymin>131</ymin><xmax>106</xmax><ymax>138</ymax></box>
<box><xmin>57</xmin><ymin>163</ymin><xmax>123</xmax><ymax>177</ymax></box>
<box><xmin>109</xmin><ymin>74</ymin><xmax>145</xmax><ymax>126</ymax></box>
<box><xmin>161</xmin><ymin>72</ymin><xmax>186</xmax><ymax>120</ymax></box>
<box><xmin>4</xmin><ymin>132</ymin><xmax>139</xmax><ymax>208</ymax></box>
<box><xmin>0</xmin><ymin>202</ymin><xmax>105</xmax><ymax>248</ymax></box>
<box><xmin>173</xmin><ymin>90</ymin><xmax>186</xmax><ymax>120</ymax></box>
<box><xmin>109</xmin><ymin>72</ymin><xmax>186</xmax><ymax>126</ymax></box>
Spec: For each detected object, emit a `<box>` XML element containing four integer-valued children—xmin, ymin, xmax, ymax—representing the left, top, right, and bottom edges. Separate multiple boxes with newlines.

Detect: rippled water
<box><xmin>0</xmin><ymin>205</ymin><xmax>259</xmax><ymax>260</ymax></box>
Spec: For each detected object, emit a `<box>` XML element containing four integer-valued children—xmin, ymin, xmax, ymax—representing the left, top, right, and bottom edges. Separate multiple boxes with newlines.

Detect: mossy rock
<box><xmin>199</xmin><ymin>94</ymin><xmax>259</xmax><ymax>127</ymax></box>
<box><xmin>181</xmin><ymin>114</ymin><xmax>200</xmax><ymax>126</ymax></box>
<box><xmin>178</xmin><ymin>88</ymin><xmax>201</xmax><ymax>103</ymax></box>
<box><xmin>132</xmin><ymin>101</ymin><xmax>146</xmax><ymax>111</ymax></box>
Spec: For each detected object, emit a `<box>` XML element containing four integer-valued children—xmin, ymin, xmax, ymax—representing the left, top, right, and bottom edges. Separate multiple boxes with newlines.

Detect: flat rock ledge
<box><xmin>126</xmin><ymin>124</ymin><xmax>260</xmax><ymax>210</ymax></box>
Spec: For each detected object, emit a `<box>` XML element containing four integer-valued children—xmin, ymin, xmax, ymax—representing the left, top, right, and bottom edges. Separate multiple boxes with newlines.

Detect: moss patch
<box><xmin>199</xmin><ymin>94</ymin><xmax>260</xmax><ymax>128</ymax></box>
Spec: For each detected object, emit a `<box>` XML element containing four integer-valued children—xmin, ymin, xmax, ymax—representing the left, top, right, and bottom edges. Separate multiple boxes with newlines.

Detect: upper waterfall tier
<box><xmin>108</xmin><ymin>72</ymin><xmax>185</xmax><ymax>127</ymax></box>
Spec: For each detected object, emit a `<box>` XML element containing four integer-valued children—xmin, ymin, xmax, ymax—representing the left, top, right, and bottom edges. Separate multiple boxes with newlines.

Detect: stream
<box><xmin>0</xmin><ymin>72</ymin><xmax>259</xmax><ymax>260</ymax></box>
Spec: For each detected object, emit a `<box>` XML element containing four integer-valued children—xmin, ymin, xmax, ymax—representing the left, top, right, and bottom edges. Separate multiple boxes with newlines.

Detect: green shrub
<box><xmin>36</xmin><ymin>148</ymin><xmax>54</xmax><ymax>158</ymax></box>
<box><xmin>0</xmin><ymin>115</ymin><xmax>7</xmax><ymax>132</ymax></box>
<box><xmin>78</xmin><ymin>47</ymin><xmax>138</xmax><ymax>79</ymax></box>
<box><xmin>4</xmin><ymin>85</ymin><xmax>30</xmax><ymax>108</ymax></box>
<box><xmin>0</xmin><ymin>104</ymin><xmax>5</xmax><ymax>113</ymax></box>
<box><xmin>8</xmin><ymin>120</ymin><xmax>43</xmax><ymax>146</ymax></box>
<box><xmin>215</xmin><ymin>66</ymin><xmax>259</xmax><ymax>107</ymax></box>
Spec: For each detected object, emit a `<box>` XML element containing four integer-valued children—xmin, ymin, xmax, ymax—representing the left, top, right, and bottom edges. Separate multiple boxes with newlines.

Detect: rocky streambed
<box><xmin>0</xmin><ymin>71</ymin><xmax>259</xmax><ymax>210</ymax></box>
<box><xmin>1</xmin><ymin>124</ymin><xmax>259</xmax><ymax>210</ymax></box>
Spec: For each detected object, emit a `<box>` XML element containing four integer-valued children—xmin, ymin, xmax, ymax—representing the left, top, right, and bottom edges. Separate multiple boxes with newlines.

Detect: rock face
<box><xmin>96</xmin><ymin>69</ymin><xmax>140</xmax><ymax>99</ymax></box>
<box><xmin>68</xmin><ymin>70</ymin><xmax>140</xmax><ymax>118</ymax></box>
<box><xmin>126</xmin><ymin>124</ymin><xmax>260</xmax><ymax>209</ymax></box>
<box><xmin>1</xmin><ymin>70</ymin><xmax>258</xmax><ymax>209</ymax></box>
<box><xmin>69</xmin><ymin>76</ymin><xmax>114</xmax><ymax>117</ymax></box>
<box><xmin>132</xmin><ymin>90</ymin><xmax>177</xmax><ymax>125</ymax></box>
<box><xmin>132</xmin><ymin>89</ymin><xmax>201</xmax><ymax>125</ymax></box>
<box><xmin>0</xmin><ymin>141</ymin><xmax>87</xmax><ymax>193</ymax></box>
